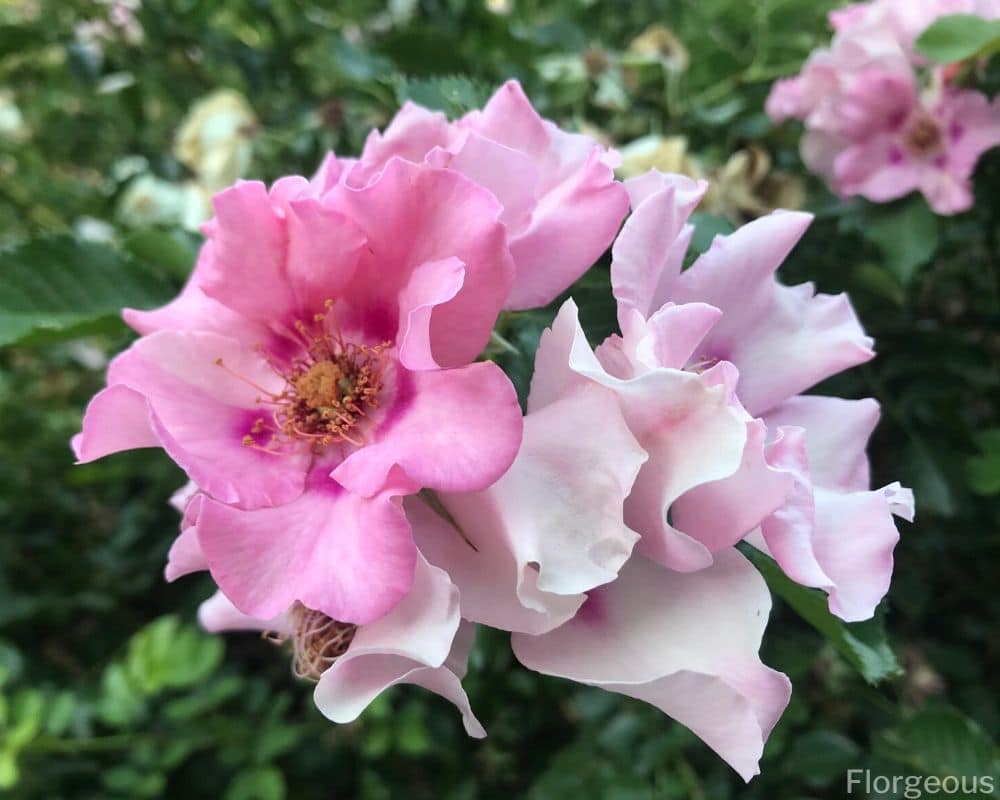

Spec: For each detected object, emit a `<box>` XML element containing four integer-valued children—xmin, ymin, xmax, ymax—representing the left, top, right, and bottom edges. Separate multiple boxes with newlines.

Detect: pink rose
<box><xmin>75</xmin><ymin>158</ymin><xmax>523</xmax><ymax>625</ymax></box>
<box><xmin>321</xmin><ymin>80</ymin><xmax>629</xmax><ymax>309</ymax></box>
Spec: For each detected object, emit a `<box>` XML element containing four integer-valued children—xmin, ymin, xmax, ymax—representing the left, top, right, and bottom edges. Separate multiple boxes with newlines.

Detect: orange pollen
<box><xmin>904</xmin><ymin>113</ymin><xmax>942</xmax><ymax>157</ymax></box>
<box><xmin>221</xmin><ymin>302</ymin><xmax>392</xmax><ymax>453</ymax></box>
<box><xmin>264</xmin><ymin>602</ymin><xmax>358</xmax><ymax>681</ymax></box>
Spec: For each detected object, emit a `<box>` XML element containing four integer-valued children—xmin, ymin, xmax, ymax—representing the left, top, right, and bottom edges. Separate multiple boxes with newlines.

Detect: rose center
<box><xmin>220</xmin><ymin>300</ymin><xmax>393</xmax><ymax>453</ymax></box>
<box><xmin>277</xmin><ymin>339</ymin><xmax>388</xmax><ymax>447</ymax></box>
<box><xmin>904</xmin><ymin>113</ymin><xmax>942</xmax><ymax>157</ymax></box>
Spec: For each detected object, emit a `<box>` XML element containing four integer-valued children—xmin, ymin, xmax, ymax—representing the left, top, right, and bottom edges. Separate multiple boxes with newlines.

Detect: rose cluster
<box><xmin>767</xmin><ymin>0</ymin><xmax>1000</xmax><ymax>214</ymax></box>
<box><xmin>75</xmin><ymin>81</ymin><xmax>913</xmax><ymax>781</ymax></box>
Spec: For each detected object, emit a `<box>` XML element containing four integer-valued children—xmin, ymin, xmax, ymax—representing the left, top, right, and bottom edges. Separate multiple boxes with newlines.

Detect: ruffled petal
<box><xmin>526</xmin><ymin>299</ymin><xmax>595</xmax><ymax>412</ymax></box>
<box><xmin>433</xmin><ymin>131</ymin><xmax>540</xmax><ymax>232</ymax></box>
<box><xmin>199</xmin><ymin>181</ymin><xmax>295</xmax><ymax>323</ymax></box>
<box><xmin>330</xmin><ymin>158</ymin><xmax>514</xmax><ymax>367</ymax></box>
<box><xmin>409</xmin><ymin>493</ymin><xmax>585</xmax><ymax>637</ymax></box>
<box><xmin>673</xmin><ymin>211</ymin><xmax>874</xmax><ymax>416</ymax></box>
<box><xmin>72</xmin><ymin>383</ymin><xmax>158</xmax><ymax>462</ymax></box>
<box><xmin>332</xmin><ymin>361</ymin><xmax>522</xmax><ymax>497</ymax></box>
<box><xmin>526</xmin><ymin>300</ymin><xmax>746</xmax><ymax>571</ymax></box>
<box><xmin>512</xmin><ymin>551</ymin><xmax>791</xmax><ymax>783</ymax></box>
<box><xmin>284</xmin><ymin>196</ymin><xmax>366</xmax><ymax>312</ymax></box>
<box><xmin>757</xmin><ymin>426</ymin><xmax>832</xmax><ymax>591</ymax></box>
<box><xmin>412</xmin><ymin>384</ymin><xmax>646</xmax><ymax>634</ymax></box>
<box><xmin>812</xmin><ymin>483</ymin><xmax>913</xmax><ymax>621</ymax></box>
<box><xmin>764</xmin><ymin>395</ymin><xmax>879</xmax><ymax>491</ymax></box>
<box><xmin>671</xmin><ymin>419</ymin><xmax>798</xmax><ymax>554</ymax></box>
<box><xmin>460</xmin><ymin>81</ymin><xmax>628</xmax><ymax>310</ymax></box>
<box><xmin>503</xmin><ymin>146</ymin><xmax>628</xmax><ymax>310</ymax></box>
<box><xmin>313</xmin><ymin>556</ymin><xmax>484</xmax><ymax>736</ymax></box>
<box><xmin>196</xmin><ymin>474</ymin><xmax>416</xmax><ymax>625</ymax></box>
<box><xmin>350</xmin><ymin>103</ymin><xmax>453</xmax><ymax>187</ymax></box>
<box><xmin>197</xmin><ymin>590</ymin><xmax>294</xmax><ymax>636</ymax></box>
<box><xmin>165</xmin><ymin>493</ymin><xmax>208</xmax><ymax>582</ymax></box>
<box><xmin>611</xmin><ymin>171</ymin><xmax>707</xmax><ymax>323</ymax></box>
<box><xmin>110</xmin><ymin>330</ymin><xmax>309</xmax><ymax>509</ymax></box>
<box><xmin>396</xmin><ymin>257</ymin><xmax>466</xmax><ymax>370</ymax></box>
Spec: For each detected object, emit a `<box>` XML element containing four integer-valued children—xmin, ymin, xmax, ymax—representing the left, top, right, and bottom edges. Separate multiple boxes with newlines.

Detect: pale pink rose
<box><xmin>74</xmin><ymin>158</ymin><xmax>523</xmax><ymax>625</ymax></box>
<box><xmin>833</xmin><ymin>88</ymin><xmax>1000</xmax><ymax>214</ymax></box>
<box><xmin>411</xmin><ymin>383</ymin><xmax>647</xmax><ymax>636</ymax></box>
<box><xmin>512</xmin><ymin>552</ymin><xmax>791</xmax><ymax>783</ymax></box>
<box><xmin>609</xmin><ymin>170</ymin><xmax>912</xmax><ymax>620</ymax></box>
<box><xmin>408</xmin><ymin>378</ymin><xmax>788</xmax><ymax>780</ymax></box>
<box><xmin>759</xmin><ymin>396</ymin><xmax>915</xmax><ymax>621</ymax></box>
<box><xmin>337</xmin><ymin>80</ymin><xmax>629</xmax><ymax>310</ymax></box>
<box><xmin>198</xmin><ymin>555</ymin><xmax>484</xmax><ymax>737</ymax></box>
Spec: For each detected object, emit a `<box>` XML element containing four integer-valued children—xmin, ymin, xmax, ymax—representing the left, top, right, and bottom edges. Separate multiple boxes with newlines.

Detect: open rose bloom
<box><xmin>767</xmin><ymin>0</ymin><xmax>1000</xmax><ymax>213</ymax></box>
<box><xmin>76</xmin><ymin>82</ymin><xmax>913</xmax><ymax>783</ymax></box>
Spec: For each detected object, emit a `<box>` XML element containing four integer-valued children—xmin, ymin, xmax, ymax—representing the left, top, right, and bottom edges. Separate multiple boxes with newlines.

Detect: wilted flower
<box><xmin>626</xmin><ymin>24</ymin><xmax>690</xmax><ymax>72</ymax></box>
<box><xmin>319</xmin><ymin>80</ymin><xmax>628</xmax><ymax>310</ymax></box>
<box><xmin>76</xmin><ymin>158</ymin><xmax>523</xmax><ymax>626</ymax></box>
<box><xmin>703</xmin><ymin>145</ymin><xmax>807</xmax><ymax>221</ymax></box>
<box><xmin>194</xmin><ymin>555</ymin><xmax>485</xmax><ymax>736</ymax></box>
<box><xmin>174</xmin><ymin>89</ymin><xmax>257</xmax><ymax>193</ymax></box>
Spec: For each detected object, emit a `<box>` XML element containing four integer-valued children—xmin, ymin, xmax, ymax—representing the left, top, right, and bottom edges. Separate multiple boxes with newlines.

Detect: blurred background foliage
<box><xmin>0</xmin><ymin>0</ymin><xmax>998</xmax><ymax>797</ymax></box>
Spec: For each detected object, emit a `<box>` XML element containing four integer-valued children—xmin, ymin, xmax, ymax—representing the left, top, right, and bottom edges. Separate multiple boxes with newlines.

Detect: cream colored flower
<box><xmin>173</xmin><ymin>89</ymin><xmax>256</xmax><ymax>193</ymax></box>
<box><xmin>616</xmin><ymin>134</ymin><xmax>703</xmax><ymax>180</ymax></box>
<box><xmin>117</xmin><ymin>174</ymin><xmax>210</xmax><ymax>231</ymax></box>
<box><xmin>0</xmin><ymin>91</ymin><xmax>29</xmax><ymax>143</ymax></box>
<box><xmin>485</xmin><ymin>0</ymin><xmax>513</xmax><ymax>14</ymax></box>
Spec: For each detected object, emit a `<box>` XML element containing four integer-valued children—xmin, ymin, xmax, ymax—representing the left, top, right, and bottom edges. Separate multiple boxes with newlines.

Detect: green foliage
<box><xmin>916</xmin><ymin>14</ymin><xmax>1000</xmax><ymax>63</ymax></box>
<box><xmin>396</xmin><ymin>75</ymin><xmax>495</xmax><ymax>116</ymax></box>
<box><xmin>743</xmin><ymin>546</ymin><xmax>901</xmax><ymax>685</ymax></box>
<box><xmin>863</xmin><ymin>197</ymin><xmax>941</xmax><ymax>286</ymax></box>
<box><xmin>0</xmin><ymin>236</ymin><xmax>174</xmax><ymax>347</ymax></box>
<box><xmin>876</xmin><ymin>707</ymin><xmax>1000</xmax><ymax>791</ymax></box>
<box><xmin>967</xmin><ymin>428</ymin><xmax>1000</xmax><ymax>495</ymax></box>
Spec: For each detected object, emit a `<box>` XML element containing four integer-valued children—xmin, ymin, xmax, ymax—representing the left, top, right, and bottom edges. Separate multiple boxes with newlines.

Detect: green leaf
<box><xmin>864</xmin><ymin>197</ymin><xmax>940</xmax><ymax>285</ymax></box>
<box><xmin>0</xmin><ymin>236</ymin><xmax>174</xmax><ymax>347</ymax></box>
<box><xmin>332</xmin><ymin>36</ymin><xmax>393</xmax><ymax>82</ymax></box>
<box><xmin>0</xmin><ymin>750</ymin><xmax>18</xmax><ymax>790</ymax></box>
<box><xmin>97</xmin><ymin>662</ymin><xmax>146</xmax><ymax>727</ymax></box>
<box><xmin>875</xmin><ymin>706</ymin><xmax>1000</xmax><ymax>787</ymax></box>
<box><xmin>741</xmin><ymin>545</ymin><xmax>901</xmax><ymax>684</ymax></box>
<box><xmin>688</xmin><ymin>212</ymin><xmax>735</xmax><ymax>258</ymax></box>
<box><xmin>225</xmin><ymin>765</ymin><xmax>287</xmax><ymax>800</ymax></box>
<box><xmin>43</xmin><ymin>691</ymin><xmax>77</xmax><ymax>736</ymax></box>
<box><xmin>967</xmin><ymin>428</ymin><xmax>1000</xmax><ymax>496</ymax></box>
<box><xmin>102</xmin><ymin>765</ymin><xmax>166</xmax><ymax>798</ymax></box>
<box><xmin>122</xmin><ymin>228</ymin><xmax>200</xmax><ymax>281</ymax></box>
<box><xmin>395</xmin><ymin>75</ymin><xmax>493</xmax><ymax>117</ymax></box>
<box><xmin>916</xmin><ymin>14</ymin><xmax>1000</xmax><ymax>63</ymax></box>
<box><xmin>784</xmin><ymin>730</ymin><xmax>862</xmax><ymax>788</ymax></box>
<box><xmin>902</xmin><ymin>439</ymin><xmax>957</xmax><ymax>516</ymax></box>
<box><xmin>125</xmin><ymin>616</ymin><xmax>224</xmax><ymax>695</ymax></box>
